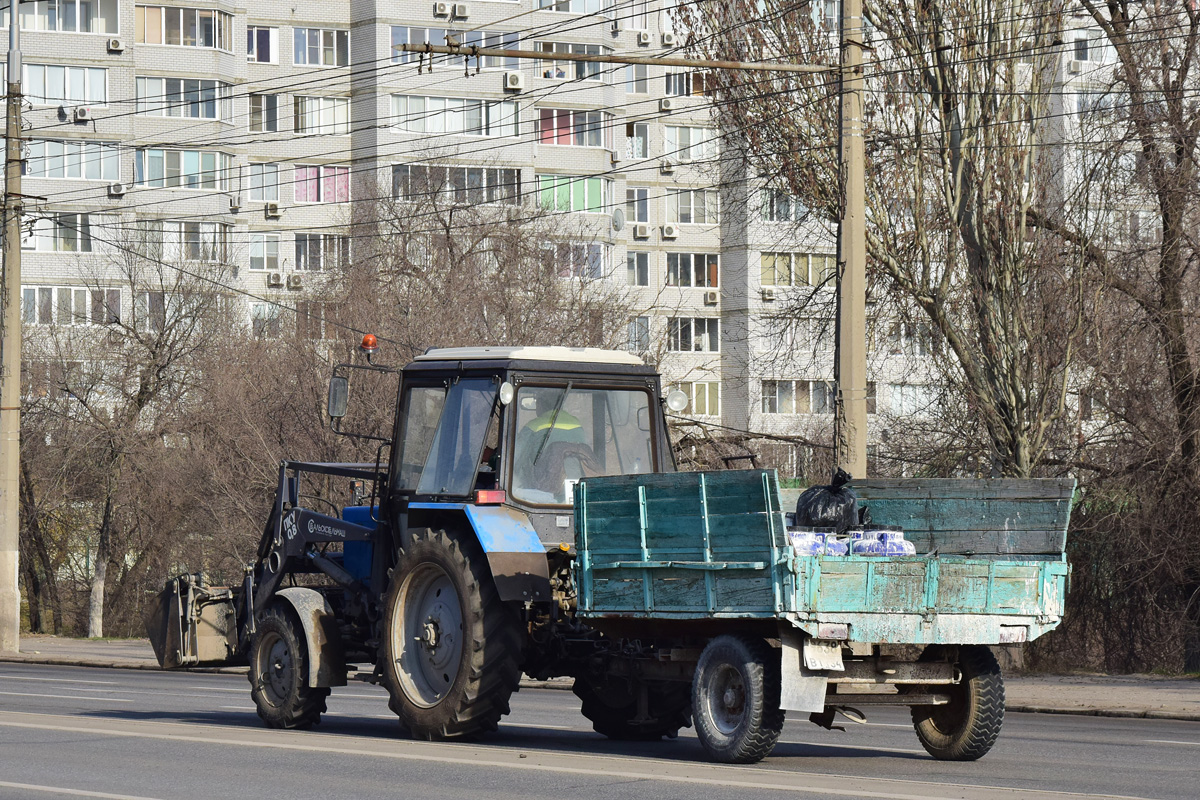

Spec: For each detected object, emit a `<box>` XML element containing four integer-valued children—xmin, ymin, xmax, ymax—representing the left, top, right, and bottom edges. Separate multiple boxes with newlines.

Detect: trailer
<box><xmin>144</xmin><ymin>342</ymin><xmax>1073</xmax><ymax>764</ymax></box>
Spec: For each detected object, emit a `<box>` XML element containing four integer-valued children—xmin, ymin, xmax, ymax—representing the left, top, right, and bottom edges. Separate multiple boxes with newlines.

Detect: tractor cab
<box><xmin>388</xmin><ymin>346</ymin><xmax>674</xmax><ymax>546</ymax></box>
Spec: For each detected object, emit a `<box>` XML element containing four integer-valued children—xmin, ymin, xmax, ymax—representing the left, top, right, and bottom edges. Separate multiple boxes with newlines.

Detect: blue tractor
<box><xmin>147</xmin><ymin>344</ymin><xmax>687</xmax><ymax>740</ymax></box>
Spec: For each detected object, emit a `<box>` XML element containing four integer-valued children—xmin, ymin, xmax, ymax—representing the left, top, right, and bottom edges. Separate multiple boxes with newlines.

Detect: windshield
<box><xmin>394</xmin><ymin>378</ymin><xmax>497</xmax><ymax>497</ymax></box>
<box><xmin>511</xmin><ymin>385</ymin><xmax>654</xmax><ymax>505</ymax></box>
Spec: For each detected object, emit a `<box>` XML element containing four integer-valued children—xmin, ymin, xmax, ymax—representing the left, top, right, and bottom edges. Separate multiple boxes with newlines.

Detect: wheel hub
<box><xmin>708</xmin><ymin>664</ymin><xmax>747</xmax><ymax>735</ymax></box>
<box><xmin>259</xmin><ymin>633</ymin><xmax>292</xmax><ymax>704</ymax></box>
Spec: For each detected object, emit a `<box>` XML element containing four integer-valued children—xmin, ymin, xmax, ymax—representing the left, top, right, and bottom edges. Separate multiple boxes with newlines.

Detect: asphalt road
<box><xmin>0</xmin><ymin>663</ymin><xmax>1196</xmax><ymax>800</ymax></box>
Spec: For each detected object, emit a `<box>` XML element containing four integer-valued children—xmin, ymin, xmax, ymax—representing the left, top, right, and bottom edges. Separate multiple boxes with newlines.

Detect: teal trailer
<box><xmin>573</xmin><ymin>469</ymin><xmax>1073</xmax><ymax>764</ymax></box>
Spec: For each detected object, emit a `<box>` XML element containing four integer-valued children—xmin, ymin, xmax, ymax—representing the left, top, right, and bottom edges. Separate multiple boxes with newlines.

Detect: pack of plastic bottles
<box><xmin>788</xmin><ymin>524</ymin><xmax>914</xmax><ymax>556</ymax></box>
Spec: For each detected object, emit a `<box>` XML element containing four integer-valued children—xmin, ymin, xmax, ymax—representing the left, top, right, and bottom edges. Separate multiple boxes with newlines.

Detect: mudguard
<box><xmin>408</xmin><ymin>503</ymin><xmax>552</xmax><ymax>603</ymax></box>
<box><xmin>273</xmin><ymin>587</ymin><xmax>347</xmax><ymax>688</ymax></box>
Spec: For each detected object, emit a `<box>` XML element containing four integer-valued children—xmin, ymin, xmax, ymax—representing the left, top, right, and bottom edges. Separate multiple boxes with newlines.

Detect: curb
<box><xmin>4</xmin><ymin>655</ymin><xmax>1197</xmax><ymax>721</ymax></box>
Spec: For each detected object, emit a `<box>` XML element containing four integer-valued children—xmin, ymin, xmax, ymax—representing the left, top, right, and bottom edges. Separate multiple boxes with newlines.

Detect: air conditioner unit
<box><xmin>229</xmin><ymin>194</ymin><xmax>242</xmax><ymax>210</ymax></box>
<box><xmin>106</xmin><ymin>38</ymin><xmax>125</xmax><ymax>53</ymax></box>
<box><xmin>659</xmin><ymin>160</ymin><xmax>675</xmax><ymax>175</ymax></box>
<box><xmin>610</xmin><ymin>20</ymin><xmax>621</xmax><ymax>33</ymax></box>
<box><xmin>662</xmin><ymin>32</ymin><xmax>678</xmax><ymax>47</ymax></box>
<box><xmin>504</xmin><ymin>71</ymin><xmax>524</xmax><ymax>91</ymax></box>
<box><xmin>72</xmin><ymin>106</ymin><xmax>91</xmax><ymax>122</ymax></box>
<box><xmin>107</xmin><ymin>181</ymin><xmax>126</xmax><ymax>197</ymax></box>
<box><xmin>1068</xmin><ymin>59</ymin><xmax>1083</xmax><ymax>73</ymax></box>
<box><xmin>703</xmin><ymin>289</ymin><xmax>719</xmax><ymax>305</ymax></box>
<box><xmin>286</xmin><ymin>274</ymin><xmax>303</xmax><ymax>290</ymax></box>
<box><xmin>433</xmin><ymin>1</ymin><xmax>451</xmax><ymax>17</ymax></box>
<box><xmin>661</xmin><ymin>223</ymin><xmax>679</xmax><ymax>239</ymax></box>
<box><xmin>760</xmin><ymin>287</ymin><xmax>776</xmax><ymax>302</ymax></box>
<box><xmin>451</xmin><ymin>2</ymin><xmax>469</xmax><ymax>19</ymax></box>
<box><xmin>636</xmin><ymin>31</ymin><xmax>652</xmax><ymax>46</ymax></box>
<box><xmin>264</xmin><ymin>202</ymin><xmax>281</xmax><ymax>218</ymax></box>
<box><xmin>610</xmin><ymin>149</ymin><xmax>622</xmax><ymax>164</ymax></box>
<box><xmin>659</xmin><ymin>97</ymin><xmax>676</xmax><ymax>112</ymax></box>
<box><xmin>633</xmin><ymin>223</ymin><xmax>650</xmax><ymax>239</ymax></box>
<box><xmin>266</xmin><ymin>272</ymin><xmax>284</xmax><ymax>288</ymax></box>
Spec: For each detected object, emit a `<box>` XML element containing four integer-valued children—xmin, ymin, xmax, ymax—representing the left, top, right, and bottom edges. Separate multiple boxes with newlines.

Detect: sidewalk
<box><xmin>3</xmin><ymin>635</ymin><xmax>1198</xmax><ymax>721</ymax></box>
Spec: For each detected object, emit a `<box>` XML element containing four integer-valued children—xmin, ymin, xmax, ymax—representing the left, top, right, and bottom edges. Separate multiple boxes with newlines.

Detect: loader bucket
<box><xmin>144</xmin><ymin>574</ymin><xmax>243</xmax><ymax>668</ymax></box>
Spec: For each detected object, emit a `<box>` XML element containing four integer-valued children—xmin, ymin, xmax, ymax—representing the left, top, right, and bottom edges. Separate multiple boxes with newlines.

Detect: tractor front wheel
<box><xmin>379</xmin><ymin>528</ymin><xmax>522</xmax><ymax>740</ymax></box>
<box><xmin>248</xmin><ymin>604</ymin><xmax>329</xmax><ymax>729</ymax></box>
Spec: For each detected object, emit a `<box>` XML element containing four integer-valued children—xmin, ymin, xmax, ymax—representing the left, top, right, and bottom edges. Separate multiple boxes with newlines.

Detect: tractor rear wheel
<box><xmin>910</xmin><ymin>644</ymin><xmax>1005</xmax><ymax>761</ymax></box>
<box><xmin>380</xmin><ymin>527</ymin><xmax>522</xmax><ymax>740</ymax></box>
<box><xmin>573</xmin><ymin>677</ymin><xmax>692</xmax><ymax>740</ymax></box>
<box><xmin>248</xmin><ymin>604</ymin><xmax>329</xmax><ymax>729</ymax></box>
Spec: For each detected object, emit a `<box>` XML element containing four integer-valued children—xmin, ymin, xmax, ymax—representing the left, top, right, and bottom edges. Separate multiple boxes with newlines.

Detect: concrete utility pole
<box><xmin>835</xmin><ymin>0</ymin><xmax>868</xmax><ymax>478</ymax></box>
<box><xmin>0</xmin><ymin>1</ymin><xmax>21</xmax><ymax>654</ymax></box>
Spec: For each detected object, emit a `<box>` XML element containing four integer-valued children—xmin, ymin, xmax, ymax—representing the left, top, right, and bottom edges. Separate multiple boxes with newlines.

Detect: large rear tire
<box><xmin>379</xmin><ymin>527</ymin><xmax>522</xmax><ymax>740</ymax></box>
<box><xmin>573</xmin><ymin>677</ymin><xmax>692</xmax><ymax>740</ymax></box>
<box><xmin>691</xmin><ymin>634</ymin><xmax>784</xmax><ymax>764</ymax></box>
<box><xmin>248</xmin><ymin>604</ymin><xmax>329</xmax><ymax>729</ymax></box>
<box><xmin>910</xmin><ymin>644</ymin><xmax>1005</xmax><ymax>761</ymax></box>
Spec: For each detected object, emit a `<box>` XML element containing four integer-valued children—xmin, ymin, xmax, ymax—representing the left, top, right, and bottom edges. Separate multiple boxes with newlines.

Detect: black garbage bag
<box><xmin>794</xmin><ymin>468</ymin><xmax>858</xmax><ymax>534</ymax></box>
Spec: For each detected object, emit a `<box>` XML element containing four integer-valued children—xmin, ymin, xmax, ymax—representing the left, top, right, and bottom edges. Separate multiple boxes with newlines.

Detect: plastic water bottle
<box><xmin>878</xmin><ymin>527</ymin><xmax>917</xmax><ymax>555</ymax></box>
<box><xmin>850</xmin><ymin>529</ymin><xmax>884</xmax><ymax>555</ymax></box>
<box><xmin>823</xmin><ymin>534</ymin><xmax>849</xmax><ymax>556</ymax></box>
<box><xmin>788</xmin><ymin>527</ymin><xmax>823</xmax><ymax>556</ymax></box>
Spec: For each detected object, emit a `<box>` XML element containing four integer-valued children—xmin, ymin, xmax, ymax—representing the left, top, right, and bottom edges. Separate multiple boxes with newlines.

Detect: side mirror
<box><xmin>328</xmin><ymin>375</ymin><xmax>349</xmax><ymax>419</ymax></box>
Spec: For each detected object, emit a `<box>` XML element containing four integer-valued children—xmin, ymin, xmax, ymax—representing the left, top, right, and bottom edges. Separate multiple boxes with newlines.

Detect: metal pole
<box><xmin>835</xmin><ymin>0</ymin><xmax>867</xmax><ymax>477</ymax></box>
<box><xmin>0</xmin><ymin>1</ymin><xmax>22</xmax><ymax>653</ymax></box>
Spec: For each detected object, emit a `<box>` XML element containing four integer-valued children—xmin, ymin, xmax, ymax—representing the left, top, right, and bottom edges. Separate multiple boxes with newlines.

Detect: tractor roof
<box><xmin>415</xmin><ymin>346</ymin><xmax>645</xmax><ymax>366</ymax></box>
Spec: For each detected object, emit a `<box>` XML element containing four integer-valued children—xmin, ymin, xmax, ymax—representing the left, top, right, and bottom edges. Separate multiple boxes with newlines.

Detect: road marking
<box><xmin>219</xmin><ymin>705</ymin><xmax>256</xmax><ymax>711</ymax></box>
<box><xmin>0</xmin><ymin>710</ymin><xmax>1159</xmax><ymax>800</ymax></box>
<box><xmin>0</xmin><ymin>674</ymin><xmax>116</xmax><ymax>685</ymax></box>
<box><xmin>779</xmin><ymin>740</ymin><xmax>927</xmax><ymax>756</ymax></box>
<box><xmin>0</xmin><ymin>781</ymin><xmax>164</xmax><ymax>800</ymax></box>
<box><xmin>0</xmin><ymin>690</ymin><xmax>132</xmax><ymax>702</ymax></box>
<box><xmin>1145</xmin><ymin>739</ymin><xmax>1200</xmax><ymax>746</ymax></box>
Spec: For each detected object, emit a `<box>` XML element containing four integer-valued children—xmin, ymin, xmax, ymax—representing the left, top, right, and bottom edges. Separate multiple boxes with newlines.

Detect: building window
<box><xmin>139</xmin><ymin>220</ymin><xmax>229</xmax><ymax>262</ymax></box>
<box><xmin>393</xmin><ymin>95</ymin><xmax>520</xmax><ymax>138</ymax></box>
<box><xmin>887</xmin><ymin>321</ymin><xmax>940</xmax><ymax>357</ymax></box>
<box><xmin>627</xmin><ymin>251</ymin><xmax>649</xmax><ymax>286</ymax></box>
<box><xmin>135</xmin><ymin>6</ymin><xmax>233</xmax><ymax>50</ymax></box>
<box><xmin>537</xmin><ymin>175</ymin><xmax>611</xmax><ymax>213</ymax></box>
<box><xmin>538</xmin><ymin>0</ymin><xmax>612</xmax><ymax>12</ymax></box>
<box><xmin>136</xmin><ymin>77</ymin><xmax>231</xmax><ymax>119</ymax></box>
<box><xmin>545</xmin><ymin>242</ymin><xmax>609</xmax><ymax>280</ymax></box>
<box><xmin>19</xmin><ymin>0</ymin><xmax>118</xmax><ymax>33</ymax></box>
<box><xmin>294</xmin><ymin>165</ymin><xmax>349</xmax><ymax>203</ymax></box>
<box><xmin>536</xmin><ymin>109</ymin><xmax>612</xmax><ymax>148</ymax></box>
<box><xmin>536</xmin><ymin>42</ymin><xmax>605</xmax><ymax>80</ymax></box>
<box><xmin>891</xmin><ymin>383</ymin><xmax>935</xmax><ymax>415</ymax></box>
<box><xmin>761</xmin><ymin>188</ymin><xmax>805</xmax><ymax>222</ymax></box>
<box><xmin>760</xmin><ymin>252</ymin><xmax>837</xmax><ymax>287</ymax></box>
<box><xmin>761</xmin><ymin>380</ymin><xmax>840</xmax><ymax>414</ymax></box>
<box><xmin>667</xmin><ymin>317</ymin><xmax>720</xmax><ymax>352</ymax></box>
<box><xmin>297</xmin><ymin>301</ymin><xmax>330</xmax><ymax>340</ymax></box>
<box><xmin>247</xmin><ymin>25</ymin><xmax>277</xmax><ymax>63</ymax></box>
<box><xmin>21</xmin><ymin>214</ymin><xmax>104</xmax><ymax>252</ymax></box>
<box><xmin>249</xmin><ymin>94</ymin><xmax>280</xmax><ymax>132</ymax></box>
<box><xmin>664</xmin><ymin>69</ymin><xmax>715</xmax><ymax>97</ymax></box>
<box><xmin>674</xmin><ymin>381</ymin><xmax>720</xmax><ymax>416</ymax></box>
<box><xmin>22</xmin><ymin>286</ymin><xmax>120</xmax><ymax>326</ymax></box>
<box><xmin>393</xmin><ymin>165</ymin><xmax>521</xmax><ymax>205</ymax></box>
<box><xmin>247</xmin><ymin>163</ymin><xmax>279</xmax><ymax>202</ymax></box>
<box><xmin>293</xmin><ymin>28</ymin><xmax>349</xmax><ymax>66</ymax></box>
<box><xmin>392</xmin><ymin>27</ymin><xmax>518</xmax><ymax>68</ymax></box>
<box><xmin>295</xmin><ymin>233</ymin><xmax>349</xmax><ymax>271</ymax></box>
<box><xmin>664</xmin><ymin>126</ymin><xmax>717</xmax><ymax>163</ymax></box>
<box><xmin>134</xmin><ymin>149</ymin><xmax>230</xmax><ymax>189</ymax></box>
<box><xmin>23</xmin><ymin>64</ymin><xmax>106</xmax><ymax>105</ymax></box>
<box><xmin>24</xmin><ymin>140</ymin><xmax>119</xmax><ymax>180</ymax></box>
<box><xmin>627</xmin><ymin>316</ymin><xmax>650</xmax><ymax>352</ymax></box>
<box><xmin>625</xmin><ymin>64</ymin><xmax>648</xmax><ymax>93</ymax></box>
<box><xmin>668</xmin><ymin>189</ymin><xmax>719</xmax><ymax>224</ymax></box>
<box><xmin>626</xmin><ymin>187</ymin><xmax>649</xmax><ymax>222</ymax></box>
<box><xmin>666</xmin><ymin>253</ymin><xmax>719</xmax><ymax>288</ymax></box>
<box><xmin>251</xmin><ymin>302</ymin><xmax>281</xmax><ymax>338</ymax></box>
<box><xmin>249</xmin><ymin>233</ymin><xmax>280</xmax><ymax>271</ymax></box>
<box><xmin>626</xmin><ymin>122</ymin><xmax>648</xmax><ymax>159</ymax></box>
<box><xmin>294</xmin><ymin>96</ymin><xmax>350</xmax><ymax>135</ymax></box>
<box><xmin>134</xmin><ymin>291</ymin><xmax>167</xmax><ymax>332</ymax></box>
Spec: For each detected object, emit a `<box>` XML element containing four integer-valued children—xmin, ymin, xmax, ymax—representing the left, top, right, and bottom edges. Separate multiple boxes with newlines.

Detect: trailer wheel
<box><xmin>573</xmin><ymin>677</ymin><xmax>692</xmax><ymax>740</ymax></box>
<box><xmin>248</xmin><ymin>604</ymin><xmax>329</xmax><ymax>729</ymax></box>
<box><xmin>380</xmin><ymin>527</ymin><xmax>522</xmax><ymax>740</ymax></box>
<box><xmin>691</xmin><ymin>634</ymin><xmax>785</xmax><ymax>764</ymax></box>
<box><xmin>910</xmin><ymin>645</ymin><xmax>1005</xmax><ymax>761</ymax></box>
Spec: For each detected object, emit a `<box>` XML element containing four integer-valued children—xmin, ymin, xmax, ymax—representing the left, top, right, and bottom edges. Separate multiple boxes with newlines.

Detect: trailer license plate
<box><xmin>803</xmin><ymin>639</ymin><xmax>845</xmax><ymax>671</ymax></box>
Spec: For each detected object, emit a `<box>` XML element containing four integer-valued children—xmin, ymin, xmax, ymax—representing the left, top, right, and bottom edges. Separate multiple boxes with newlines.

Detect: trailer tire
<box><xmin>380</xmin><ymin>527</ymin><xmax>522</xmax><ymax>740</ymax></box>
<box><xmin>910</xmin><ymin>644</ymin><xmax>1005</xmax><ymax>761</ymax></box>
<box><xmin>692</xmin><ymin>634</ymin><xmax>784</xmax><ymax>764</ymax></box>
<box><xmin>248</xmin><ymin>604</ymin><xmax>329</xmax><ymax>729</ymax></box>
<box><xmin>573</xmin><ymin>677</ymin><xmax>692</xmax><ymax>741</ymax></box>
